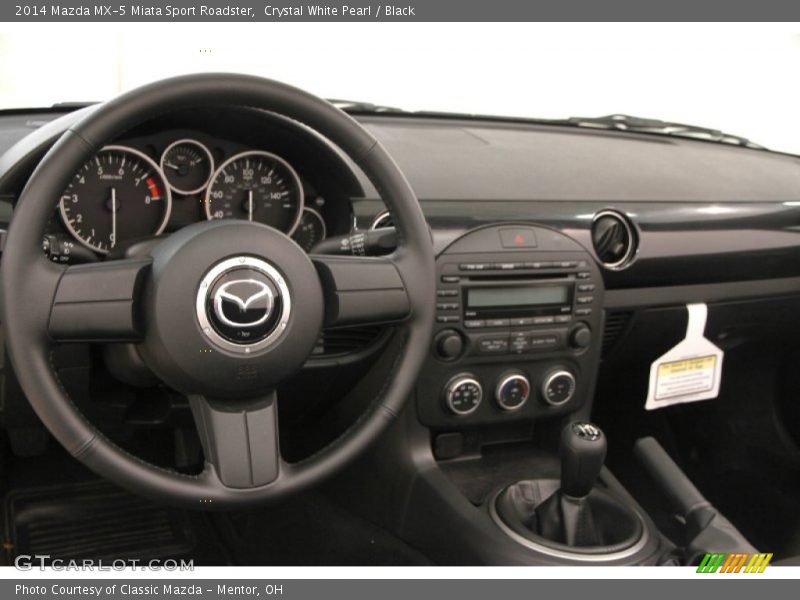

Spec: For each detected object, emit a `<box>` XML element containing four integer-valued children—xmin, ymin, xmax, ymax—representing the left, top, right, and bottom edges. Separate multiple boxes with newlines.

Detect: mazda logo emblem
<box><xmin>196</xmin><ymin>257</ymin><xmax>291</xmax><ymax>353</ymax></box>
<box><xmin>213</xmin><ymin>279</ymin><xmax>274</xmax><ymax>328</ymax></box>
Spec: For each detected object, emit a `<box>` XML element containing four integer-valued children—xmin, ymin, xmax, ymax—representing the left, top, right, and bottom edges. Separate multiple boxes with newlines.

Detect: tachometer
<box><xmin>204</xmin><ymin>150</ymin><xmax>304</xmax><ymax>234</ymax></box>
<box><xmin>59</xmin><ymin>146</ymin><xmax>172</xmax><ymax>254</ymax></box>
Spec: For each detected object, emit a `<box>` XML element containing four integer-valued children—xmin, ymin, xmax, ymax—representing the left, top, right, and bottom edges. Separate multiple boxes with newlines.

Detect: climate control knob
<box><xmin>443</xmin><ymin>374</ymin><xmax>483</xmax><ymax>416</ymax></box>
<box><xmin>495</xmin><ymin>373</ymin><xmax>531</xmax><ymax>411</ymax></box>
<box><xmin>542</xmin><ymin>369</ymin><xmax>577</xmax><ymax>406</ymax></box>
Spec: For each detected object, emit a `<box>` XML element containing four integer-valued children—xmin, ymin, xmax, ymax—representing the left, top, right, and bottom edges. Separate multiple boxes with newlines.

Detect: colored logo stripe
<box><xmin>696</xmin><ymin>552</ymin><xmax>772</xmax><ymax>573</ymax></box>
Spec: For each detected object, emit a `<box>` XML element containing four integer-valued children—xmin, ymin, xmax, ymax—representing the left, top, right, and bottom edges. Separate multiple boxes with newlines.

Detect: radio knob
<box><xmin>495</xmin><ymin>373</ymin><xmax>531</xmax><ymax>411</ymax></box>
<box><xmin>434</xmin><ymin>329</ymin><xmax>465</xmax><ymax>360</ymax></box>
<box><xmin>542</xmin><ymin>369</ymin><xmax>577</xmax><ymax>406</ymax></box>
<box><xmin>569</xmin><ymin>323</ymin><xmax>592</xmax><ymax>350</ymax></box>
<box><xmin>443</xmin><ymin>374</ymin><xmax>483</xmax><ymax>416</ymax></box>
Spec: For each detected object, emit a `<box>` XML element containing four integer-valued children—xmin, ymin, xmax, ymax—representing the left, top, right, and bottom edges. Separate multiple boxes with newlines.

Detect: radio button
<box><xmin>557</xmin><ymin>261</ymin><xmax>578</xmax><ymax>268</ymax></box>
<box><xmin>476</xmin><ymin>336</ymin><xmax>509</xmax><ymax>355</ymax></box>
<box><xmin>464</xmin><ymin>320</ymin><xmax>486</xmax><ymax>329</ymax></box>
<box><xmin>529</xmin><ymin>335</ymin><xmax>559</xmax><ymax>351</ymax></box>
<box><xmin>555</xmin><ymin>315</ymin><xmax>572</xmax><ymax>324</ymax></box>
<box><xmin>510</xmin><ymin>317</ymin><xmax>534</xmax><ymax>326</ymax></box>
<box><xmin>575</xmin><ymin>308</ymin><xmax>593</xmax><ymax>316</ymax></box>
<box><xmin>437</xmin><ymin>302</ymin><xmax>460</xmax><ymax>311</ymax></box>
<box><xmin>576</xmin><ymin>296</ymin><xmax>594</xmax><ymax>304</ymax></box>
<box><xmin>436</xmin><ymin>316</ymin><xmax>460</xmax><ymax>324</ymax></box>
<box><xmin>441</xmin><ymin>276</ymin><xmax>460</xmax><ymax>283</ymax></box>
<box><xmin>486</xmin><ymin>318</ymin><xmax>510</xmax><ymax>328</ymax></box>
<box><xmin>509</xmin><ymin>332</ymin><xmax>531</xmax><ymax>353</ymax></box>
<box><xmin>578</xmin><ymin>283</ymin><xmax>596</xmax><ymax>292</ymax></box>
<box><xmin>533</xmin><ymin>316</ymin><xmax>555</xmax><ymax>325</ymax></box>
<box><xmin>437</xmin><ymin>289</ymin><xmax>459</xmax><ymax>297</ymax></box>
<box><xmin>577</xmin><ymin>272</ymin><xmax>591</xmax><ymax>279</ymax></box>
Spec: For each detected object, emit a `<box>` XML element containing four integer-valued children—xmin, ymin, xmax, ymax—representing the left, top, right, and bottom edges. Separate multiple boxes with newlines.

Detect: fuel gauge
<box><xmin>292</xmin><ymin>207</ymin><xmax>327</xmax><ymax>252</ymax></box>
<box><xmin>160</xmin><ymin>139</ymin><xmax>214</xmax><ymax>195</ymax></box>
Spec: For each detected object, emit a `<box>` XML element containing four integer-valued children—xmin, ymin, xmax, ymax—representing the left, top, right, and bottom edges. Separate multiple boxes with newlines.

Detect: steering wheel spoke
<box><xmin>47</xmin><ymin>258</ymin><xmax>151</xmax><ymax>343</ymax></box>
<box><xmin>189</xmin><ymin>392</ymin><xmax>281</xmax><ymax>489</ymax></box>
<box><xmin>311</xmin><ymin>254</ymin><xmax>411</xmax><ymax>327</ymax></box>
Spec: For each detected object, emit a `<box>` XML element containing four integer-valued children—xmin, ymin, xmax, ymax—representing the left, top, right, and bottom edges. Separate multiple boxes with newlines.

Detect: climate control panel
<box><xmin>417</xmin><ymin>223</ymin><xmax>604</xmax><ymax>428</ymax></box>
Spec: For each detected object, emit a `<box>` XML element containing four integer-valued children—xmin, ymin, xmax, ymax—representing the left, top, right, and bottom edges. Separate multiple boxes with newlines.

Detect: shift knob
<box><xmin>560</xmin><ymin>421</ymin><xmax>607</xmax><ymax>498</ymax></box>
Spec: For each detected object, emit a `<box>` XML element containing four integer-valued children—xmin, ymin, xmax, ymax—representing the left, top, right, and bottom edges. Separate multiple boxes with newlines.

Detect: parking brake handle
<box><xmin>634</xmin><ymin>437</ymin><xmax>756</xmax><ymax>564</ymax></box>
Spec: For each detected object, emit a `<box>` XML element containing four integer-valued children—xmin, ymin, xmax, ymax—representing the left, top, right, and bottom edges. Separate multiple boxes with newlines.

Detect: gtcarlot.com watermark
<box><xmin>14</xmin><ymin>554</ymin><xmax>194</xmax><ymax>571</ymax></box>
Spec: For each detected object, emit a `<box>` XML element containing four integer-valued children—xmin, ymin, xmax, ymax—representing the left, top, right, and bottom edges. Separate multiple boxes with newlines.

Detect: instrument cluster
<box><xmin>50</xmin><ymin>133</ymin><xmax>332</xmax><ymax>262</ymax></box>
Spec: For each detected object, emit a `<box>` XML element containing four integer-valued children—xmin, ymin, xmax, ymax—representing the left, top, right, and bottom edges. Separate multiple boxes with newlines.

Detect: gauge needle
<box><xmin>164</xmin><ymin>162</ymin><xmax>180</xmax><ymax>171</ymax></box>
<box><xmin>111</xmin><ymin>187</ymin><xmax>117</xmax><ymax>248</ymax></box>
<box><xmin>248</xmin><ymin>190</ymin><xmax>253</xmax><ymax>221</ymax></box>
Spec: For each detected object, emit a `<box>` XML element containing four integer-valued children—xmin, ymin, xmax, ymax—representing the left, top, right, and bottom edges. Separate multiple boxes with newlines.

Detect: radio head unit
<box><xmin>418</xmin><ymin>223</ymin><xmax>605</xmax><ymax>429</ymax></box>
<box><xmin>464</xmin><ymin>282</ymin><xmax>574</xmax><ymax>321</ymax></box>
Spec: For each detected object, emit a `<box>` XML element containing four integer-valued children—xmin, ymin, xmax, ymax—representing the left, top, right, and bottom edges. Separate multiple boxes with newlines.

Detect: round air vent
<box><xmin>370</xmin><ymin>210</ymin><xmax>393</xmax><ymax>230</ymax></box>
<box><xmin>591</xmin><ymin>210</ymin><xmax>636</xmax><ymax>269</ymax></box>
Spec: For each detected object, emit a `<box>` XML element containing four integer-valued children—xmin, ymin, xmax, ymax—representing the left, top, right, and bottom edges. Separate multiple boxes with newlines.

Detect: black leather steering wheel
<box><xmin>0</xmin><ymin>74</ymin><xmax>435</xmax><ymax>509</ymax></box>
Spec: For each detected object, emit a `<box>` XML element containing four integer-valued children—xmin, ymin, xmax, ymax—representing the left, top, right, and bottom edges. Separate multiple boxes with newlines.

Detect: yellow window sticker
<box><xmin>645</xmin><ymin>304</ymin><xmax>723</xmax><ymax>410</ymax></box>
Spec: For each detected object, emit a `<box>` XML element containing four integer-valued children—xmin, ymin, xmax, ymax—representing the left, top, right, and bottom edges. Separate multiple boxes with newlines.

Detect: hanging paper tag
<box><xmin>645</xmin><ymin>303</ymin><xmax>723</xmax><ymax>410</ymax></box>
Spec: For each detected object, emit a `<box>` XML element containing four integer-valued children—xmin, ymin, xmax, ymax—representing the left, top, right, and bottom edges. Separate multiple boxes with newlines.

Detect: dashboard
<box><xmin>3</xmin><ymin>105</ymin><xmax>800</xmax><ymax>446</ymax></box>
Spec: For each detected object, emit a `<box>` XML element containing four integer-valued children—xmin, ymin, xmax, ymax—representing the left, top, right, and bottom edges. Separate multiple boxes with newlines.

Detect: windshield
<box><xmin>1</xmin><ymin>22</ymin><xmax>799</xmax><ymax>154</ymax></box>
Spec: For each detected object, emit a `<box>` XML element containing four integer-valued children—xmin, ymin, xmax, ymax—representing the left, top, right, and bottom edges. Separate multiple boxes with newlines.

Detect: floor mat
<box><xmin>214</xmin><ymin>491</ymin><xmax>435</xmax><ymax>566</ymax></box>
<box><xmin>4</xmin><ymin>480</ymin><xmax>198</xmax><ymax>563</ymax></box>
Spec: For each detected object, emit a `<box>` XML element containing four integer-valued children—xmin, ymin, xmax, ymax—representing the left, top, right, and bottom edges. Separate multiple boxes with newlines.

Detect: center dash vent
<box><xmin>591</xmin><ymin>210</ymin><xmax>636</xmax><ymax>269</ymax></box>
<box><xmin>313</xmin><ymin>326</ymin><xmax>384</xmax><ymax>357</ymax></box>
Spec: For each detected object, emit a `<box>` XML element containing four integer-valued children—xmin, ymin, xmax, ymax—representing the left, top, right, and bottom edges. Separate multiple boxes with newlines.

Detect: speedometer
<box><xmin>59</xmin><ymin>146</ymin><xmax>172</xmax><ymax>254</ymax></box>
<box><xmin>204</xmin><ymin>150</ymin><xmax>304</xmax><ymax>234</ymax></box>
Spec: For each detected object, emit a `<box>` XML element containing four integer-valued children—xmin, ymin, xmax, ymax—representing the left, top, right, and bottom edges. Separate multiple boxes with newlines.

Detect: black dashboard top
<box><xmin>354</xmin><ymin>116</ymin><xmax>800</xmax><ymax>203</ymax></box>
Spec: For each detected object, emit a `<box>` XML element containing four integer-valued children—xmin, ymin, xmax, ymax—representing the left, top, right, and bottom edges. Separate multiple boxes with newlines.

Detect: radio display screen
<box><xmin>467</xmin><ymin>285</ymin><xmax>569</xmax><ymax>309</ymax></box>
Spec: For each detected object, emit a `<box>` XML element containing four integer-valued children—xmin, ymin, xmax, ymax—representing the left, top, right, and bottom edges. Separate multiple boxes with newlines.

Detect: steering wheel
<box><xmin>0</xmin><ymin>74</ymin><xmax>435</xmax><ymax>509</ymax></box>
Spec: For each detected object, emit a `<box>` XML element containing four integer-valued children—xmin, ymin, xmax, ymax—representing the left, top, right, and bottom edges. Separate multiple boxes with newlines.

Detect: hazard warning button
<box><xmin>499</xmin><ymin>228</ymin><xmax>537</xmax><ymax>248</ymax></box>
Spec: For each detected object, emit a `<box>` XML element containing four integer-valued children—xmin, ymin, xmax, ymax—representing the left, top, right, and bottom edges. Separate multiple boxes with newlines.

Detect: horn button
<box><xmin>138</xmin><ymin>220</ymin><xmax>324</xmax><ymax>398</ymax></box>
<box><xmin>198</xmin><ymin>257</ymin><xmax>290</xmax><ymax>352</ymax></box>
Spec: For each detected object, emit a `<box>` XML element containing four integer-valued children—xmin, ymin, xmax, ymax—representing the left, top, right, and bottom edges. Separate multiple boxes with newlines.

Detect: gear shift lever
<box><xmin>494</xmin><ymin>420</ymin><xmax>644</xmax><ymax>553</ymax></box>
<box><xmin>535</xmin><ymin>421</ymin><xmax>607</xmax><ymax>546</ymax></box>
<box><xmin>560</xmin><ymin>421</ymin><xmax>607</xmax><ymax>498</ymax></box>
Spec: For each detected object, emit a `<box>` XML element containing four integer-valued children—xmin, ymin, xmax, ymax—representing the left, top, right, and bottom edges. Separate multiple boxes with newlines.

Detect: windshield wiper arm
<box><xmin>564</xmin><ymin>114</ymin><xmax>764</xmax><ymax>149</ymax></box>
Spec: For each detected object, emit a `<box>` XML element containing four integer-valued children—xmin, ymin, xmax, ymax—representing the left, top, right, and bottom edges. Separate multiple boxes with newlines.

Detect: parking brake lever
<box><xmin>634</xmin><ymin>437</ymin><xmax>756</xmax><ymax>564</ymax></box>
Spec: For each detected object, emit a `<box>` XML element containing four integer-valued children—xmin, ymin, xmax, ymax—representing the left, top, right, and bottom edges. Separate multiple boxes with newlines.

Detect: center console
<box><xmin>416</xmin><ymin>224</ymin><xmax>604</xmax><ymax>429</ymax></box>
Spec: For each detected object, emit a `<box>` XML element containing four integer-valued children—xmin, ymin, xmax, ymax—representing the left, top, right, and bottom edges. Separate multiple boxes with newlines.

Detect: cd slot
<box><xmin>466</xmin><ymin>273</ymin><xmax>573</xmax><ymax>283</ymax></box>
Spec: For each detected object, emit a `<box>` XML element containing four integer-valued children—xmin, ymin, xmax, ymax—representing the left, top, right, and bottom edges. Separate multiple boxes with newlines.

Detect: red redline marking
<box><xmin>146</xmin><ymin>177</ymin><xmax>162</xmax><ymax>201</ymax></box>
